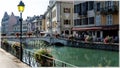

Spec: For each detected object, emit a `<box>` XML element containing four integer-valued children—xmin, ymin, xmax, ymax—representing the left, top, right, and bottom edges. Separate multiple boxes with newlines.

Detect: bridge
<box><xmin>1</xmin><ymin>36</ymin><xmax>68</xmax><ymax>46</ymax></box>
<box><xmin>1</xmin><ymin>36</ymin><xmax>119</xmax><ymax>51</ymax></box>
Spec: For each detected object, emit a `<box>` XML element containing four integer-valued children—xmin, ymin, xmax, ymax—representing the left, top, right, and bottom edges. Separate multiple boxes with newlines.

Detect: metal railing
<box><xmin>1</xmin><ymin>40</ymin><xmax>77</xmax><ymax>67</ymax></box>
<box><xmin>23</xmin><ymin>49</ymin><xmax>77</xmax><ymax>67</ymax></box>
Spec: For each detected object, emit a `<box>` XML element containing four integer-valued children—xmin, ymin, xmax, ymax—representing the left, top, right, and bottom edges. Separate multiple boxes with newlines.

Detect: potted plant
<box><xmin>2</xmin><ymin>39</ymin><xmax>9</xmax><ymax>51</ymax></box>
<box><xmin>34</xmin><ymin>49</ymin><xmax>53</xmax><ymax>67</ymax></box>
<box><xmin>85</xmin><ymin>35</ymin><xmax>93</xmax><ymax>42</ymax></box>
<box><xmin>104</xmin><ymin>36</ymin><xmax>113</xmax><ymax>43</ymax></box>
<box><xmin>16</xmin><ymin>33</ymin><xmax>19</xmax><ymax>38</ymax></box>
<box><xmin>27</xmin><ymin>32</ymin><xmax>32</xmax><ymax>37</ymax></box>
<box><xmin>11</xmin><ymin>42</ymin><xmax>23</xmax><ymax>58</ymax></box>
<box><xmin>2</xmin><ymin>39</ymin><xmax>8</xmax><ymax>45</ymax></box>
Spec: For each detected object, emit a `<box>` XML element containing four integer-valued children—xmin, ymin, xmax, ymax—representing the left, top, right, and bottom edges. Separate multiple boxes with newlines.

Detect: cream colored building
<box><xmin>45</xmin><ymin>1</ymin><xmax>74</xmax><ymax>36</ymax></box>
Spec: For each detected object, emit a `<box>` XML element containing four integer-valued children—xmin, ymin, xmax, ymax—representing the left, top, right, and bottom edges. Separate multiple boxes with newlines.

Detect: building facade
<box><xmin>26</xmin><ymin>15</ymin><xmax>46</xmax><ymax>36</ymax></box>
<box><xmin>1</xmin><ymin>12</ymin><xmax>19</xmax><ymax>35</ymax></box>
<box><xmin>13</xmin><ymin>20</ymin><xmax>28</xmax><ymax>35</ymax></box>
<box><xmin>73</xmin><ymin>1</ymin><xmax>119</xmax><ymax>41</ymax></box>
<box><xmin>1</xmin><ymin>12</ymin><xmax>9</xmax><ymax>35</ymax></box>
<box><xmin>45</xmin><ymin>0</ymin><xmax>74</xmax><ymax>36</ymax></box>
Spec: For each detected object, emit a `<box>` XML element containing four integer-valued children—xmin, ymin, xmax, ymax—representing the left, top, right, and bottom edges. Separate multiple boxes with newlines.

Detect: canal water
<box><xmin>26</xmin><ymin>45</ymin><xmax>119</xmax><ymax>67</ymax></box>
<box><xmin>48</xmin><ymin>46</ymin><xmax>119</xmax><ymax>67</ymax></box>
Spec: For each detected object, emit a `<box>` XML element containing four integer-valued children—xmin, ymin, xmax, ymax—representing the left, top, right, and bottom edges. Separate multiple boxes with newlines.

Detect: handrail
<box><xmin>23</xmin><ymin>49</ymin><xmax>77</xmax><ymax>67</ymax></box>
<box><xmin>41</xmin><ymin>54</ymin><xmax>77</xmax><ymax>67</ymax></box>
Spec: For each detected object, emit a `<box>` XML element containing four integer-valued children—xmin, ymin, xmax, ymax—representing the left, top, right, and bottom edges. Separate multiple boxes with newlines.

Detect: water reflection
<box><xmin>49</xmin><ymin>46</ymin><xmax>119</xmax><ymax>66</ymax></box>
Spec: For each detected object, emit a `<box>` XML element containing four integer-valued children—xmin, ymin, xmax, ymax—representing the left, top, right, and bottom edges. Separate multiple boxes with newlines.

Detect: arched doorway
<box><xmin>65</xmin><ymin>30</ymin><xmax>69</xmax><ymax>35</ymax></box>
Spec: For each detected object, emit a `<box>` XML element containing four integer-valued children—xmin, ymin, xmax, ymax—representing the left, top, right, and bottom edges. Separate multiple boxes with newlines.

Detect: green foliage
<box><xmin>2</xmin><ymin>39</ymin><xmax>9</xmax><ymax>45</ymax></box>
<box><xmin>107</xmin><ymin>36</ymin><xmax>113</xmax><ymax>42</ymax></box>
<box><xmin>34</xmin><ymin>49</ymin><xmax>53</xmax><ymax>66</ymax></box>
<box><xmin>104</xmin><ymin>36</ymin><xmax>113</xmax><ymax>43</ymax></box>
<box><xmin>85</xmin><ymin>35</ymin><xmax>93</xmax><ymax>42</ymax></box>
<box><xmin>11</xmin><ymin>42</ymin><xmax>24</xmax><ymax>51</ymax></box>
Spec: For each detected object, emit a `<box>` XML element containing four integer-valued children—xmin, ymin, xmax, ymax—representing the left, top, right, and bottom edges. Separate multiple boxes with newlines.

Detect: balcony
<box><xmin>78</xmin><ymin>11</ymin><xmax>87</xmax><ymax>17</ymax></box>
<box><xmin>100</xmin><ymin>8</ymin><xmax>107</xmax><ymax>15</ymax></box>
<box><xmin>100</xmin><ymin>5</ymin><xmax>118</xmax><ymax>15</ymax></box>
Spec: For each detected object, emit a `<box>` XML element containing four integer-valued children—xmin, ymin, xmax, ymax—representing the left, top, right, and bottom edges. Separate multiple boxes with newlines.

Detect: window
<box><xmin>96</xmin><ymin>15</ymin><xmax>101</xmax><ymax>26</ymax></box>
<box><xmin>82</xmin><ymin>18</ymin><xmax>88</xmax><ymax>25</ymax></box>
<box><xmin>74</xmin><ymin>5</ymin><xmax>77</xmax><ymax>13</ymax></box>
<box><xmin>36</xmin><ymin>22</ymin><xmax>38</xmax><ymax>25</ymax></box>
<box><xmin>97</xmin><ymin>2</ymin><xmax>100</xmax><ymax>11</ymax></box>
<box><xmin>40</xmin><ymin>21</ymin><xmax>42</xmax><ymax>25</ymax></box>
<box><xmin>89</xmin><ymin>17</ymin><xmax>94</xmax><ymax>24</ymax></box>
<box><xmin>88</xmin><ymin>1</ymin><xmax>94</xmax><ymax>10</ymax></box>
<box><xmin>78</xmin><ymin>4</ymin><xmax>82</xmax><ymax>15</ymax></box>
<box><xmin>106</xmin><ymin>14</ymin><xmax>112</xmax><ymax>25</ymax></box>
<box><xmin>64</xmin><ymin>8</ymin><xmax>70</xmax><ymax>13</ymax></box>
<box><xmin>74</xmin><ymin>4</ymin><xmax>81</xmax><ymax>14</ymax></box>
<box><xmin>81</xmin><ymin>2</ymin><xmax>88</xmax><ymax>15</ymax></box>
<box><xmin>74</xmin><ymin>19</ymin><xmax>81</xmax><ymax>26</ymax></box>
<box><xmin>105</xmin><ymin>1</ymin><xmax>113</xmax><ymax>7</ymax></box>
<box><xmin>64</xmin><ymin>20</ymin><xmax>70</xmax><ymax>25</ymax></box>
<box><xmin>74</xmin><ymin>20</ymin><xmax>76</xmax><ymax>26</ymax></box>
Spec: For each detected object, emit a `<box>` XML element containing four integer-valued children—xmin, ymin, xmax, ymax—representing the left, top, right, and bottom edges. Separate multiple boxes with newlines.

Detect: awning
<box><xmin>72</xmin><ymin>27</ymin><xmax>102</xmax><ymax>31</ymax></box>
<box><xmin>72</xmin><ymin>25</ymin><xmax>119</xmax><ymax>31</ymax></box>
<box><xmin>102</xmin><ymin>25</ymin><xmax>119</xmax><ymax>30</ymax></box>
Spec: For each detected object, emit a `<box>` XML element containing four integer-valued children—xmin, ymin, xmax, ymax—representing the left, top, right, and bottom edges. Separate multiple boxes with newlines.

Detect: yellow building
<box><xmin>44</xmin><ymin>1</ymin><xmax>74</xmax><ymax>36</ymax></box>
<box><xmin>99</xmin><ymin>1</ymin><xmax>119</xmax><ymax>38</ymax></box>
<box><xmin>42</xmin><ymin>16</ymin><xmax>46</xmax><ymax>31</ymax></box>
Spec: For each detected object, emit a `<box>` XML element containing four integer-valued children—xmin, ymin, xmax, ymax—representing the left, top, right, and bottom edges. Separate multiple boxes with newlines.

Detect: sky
<box><xmin>0</xmin><ymin>0</ymin><xmax>49</xmax><ymax>23</ymax></box>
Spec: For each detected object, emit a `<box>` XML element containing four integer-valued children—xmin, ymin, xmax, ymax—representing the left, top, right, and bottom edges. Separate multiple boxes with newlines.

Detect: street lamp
<box><xmin>17</xmin><ymin>0</ymin><xmax>25</xmax><ymax>61</ymax></box>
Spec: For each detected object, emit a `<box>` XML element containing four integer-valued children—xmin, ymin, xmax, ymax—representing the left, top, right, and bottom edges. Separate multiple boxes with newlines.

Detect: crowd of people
<box><xmin>31</xmin><ymin>31</ymin><xmax>119</xmax><ymax>43</ymax></box>
<box><xmin>59</xmin><ymin>33</ymin><xmax>119</xmax><ymax>43</ymax></box>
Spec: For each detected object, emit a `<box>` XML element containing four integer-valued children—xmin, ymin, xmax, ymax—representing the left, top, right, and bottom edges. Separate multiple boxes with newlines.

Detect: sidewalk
<box><xmin>0</xmin><ymin>48</ymin><xmax>31</xmax><ymax>68</ymax></box>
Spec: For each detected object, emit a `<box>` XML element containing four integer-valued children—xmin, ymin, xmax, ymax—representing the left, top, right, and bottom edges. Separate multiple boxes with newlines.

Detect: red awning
<box><xmin>72</xmin><ymin>27</ymin><xmax>102</xmax><ymax>31</ymax></box>
<box><xmin>102</xmin><ymin>25</ymin><xmax>119</xmax><ymax>30</ymax></box>
<box><xmin>72</xmin><ymin>25</ymin><xmax>119</xmax><ymax>31</ymax></box>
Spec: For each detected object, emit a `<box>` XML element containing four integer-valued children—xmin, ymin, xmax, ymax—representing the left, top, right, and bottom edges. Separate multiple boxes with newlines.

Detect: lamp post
<box><xmin>17</xmin><ymin>0</ymin><xmax>25</xmax><ymax>61</ymax></box>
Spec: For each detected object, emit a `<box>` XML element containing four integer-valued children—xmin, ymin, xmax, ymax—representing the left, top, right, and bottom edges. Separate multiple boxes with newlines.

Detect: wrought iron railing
<box><xmin>100</xmin><ymin>5</ymin><xmax>118</xmax><ymax>15</ymax></box>
<box><xmin>22</xmin><ymin>49</ymin><xmax>77</xmax><ymax>67</ymax></box>
<box><xmin>1</xmin><ymin>39</ymin><xmax>77</xmax><ymax>67</ymax></box>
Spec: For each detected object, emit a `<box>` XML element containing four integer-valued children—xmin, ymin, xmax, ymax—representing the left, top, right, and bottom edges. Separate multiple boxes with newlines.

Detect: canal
<box><xmin>49</xmin><ymin>46</ymin><xmax>119</xmax><ymax>67</ymax></box>
<box><xmin>26</xmin><ymin>45</ymin><xmax>119</xmax><ymax>67</ymax></box>
<box><xmin>4</xmin><ymin>40</ymin><xmax>119</xmax><ymax>67</ymax></box>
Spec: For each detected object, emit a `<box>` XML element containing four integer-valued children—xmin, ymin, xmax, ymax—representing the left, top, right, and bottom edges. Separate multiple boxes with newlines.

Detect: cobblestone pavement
<box><xmin>0</xmin><ymin>48</ymin><xmax>30</xmax><ymax>68</ymax></box>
